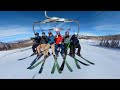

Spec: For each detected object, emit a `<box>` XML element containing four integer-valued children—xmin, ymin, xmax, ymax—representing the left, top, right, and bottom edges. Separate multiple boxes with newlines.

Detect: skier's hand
<box><xmin>59</xmin><ymin>42</ymin><xmax>62</xmax><ymax>44</ymax></box>
<box><xmin>30</xmin><ymin>37</ymin><xmax>35</xmax><ymax>40</ymax></box>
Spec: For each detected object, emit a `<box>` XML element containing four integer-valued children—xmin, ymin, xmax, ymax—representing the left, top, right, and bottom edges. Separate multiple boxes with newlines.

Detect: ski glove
<box><xmin>30</xmin><ymin>37</ymin><xmax>35</xmax><ymax>40</ymax></box>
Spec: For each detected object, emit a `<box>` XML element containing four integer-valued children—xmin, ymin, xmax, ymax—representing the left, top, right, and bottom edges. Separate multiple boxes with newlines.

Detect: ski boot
<box><xmin>53</xmin><ymin>54</ymin><xmax>57</xmax><ymax>59</ymax></box>
<box><xmin>76</xmin><ymin>52</ymin><xmax>81</xmax><ymax>57</ymax></box>
<box><xmin>69</xmin><ymin>53</ymin><xmax>75</xmax><ymax>58</ymax></box>
<box><xmin>31</xmin><ymin>52</ymin><xmax>37</xmax><ymax>56</ymax></box>
<box><xmin>48</xmin><ymin>52</ymin><xmax>50</xmax><ymax>56</ymax></box>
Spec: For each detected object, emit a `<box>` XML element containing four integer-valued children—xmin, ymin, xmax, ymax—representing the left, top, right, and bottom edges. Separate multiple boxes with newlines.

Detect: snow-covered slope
<box><xmin>0</xmin><ymin>40</ymin><xmax>120</xmax><ymax>79</ymax></box>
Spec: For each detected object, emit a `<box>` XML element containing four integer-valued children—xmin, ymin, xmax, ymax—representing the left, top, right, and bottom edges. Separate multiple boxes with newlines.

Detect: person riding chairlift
<box><xmin>54</xmin><ymin>31</ymin><xmax>65</xmax><ymax>58</ymax></box>
<box><xmin>31</xmin><ymin>32</ymin><xmax>41</xmax><ymax>55</ymax></box>
<box><xmin>44</xmin><ymin>31</ymin><xmax>56</xmax><ymax>58</ymax></box>
<box><xmin>63</xmin><ymin>30</ymin><xmax>71</xmax><ymax>56</ymax></box>
<box><xmin>37</xmin><ymin>32</ymin><xmax>49</xmax><ymax>59</ymax></box>
<box><xmin>69</xmin><ymin>32</ymin><xmax>81</xmax><ymax>57</ymax></box>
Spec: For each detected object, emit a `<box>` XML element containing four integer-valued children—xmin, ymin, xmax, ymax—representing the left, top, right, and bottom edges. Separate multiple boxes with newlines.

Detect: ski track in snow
<box><xmin>0</xmin><ymin>40</ymin><xmax>120</xmax><ymax>79</ymax></box>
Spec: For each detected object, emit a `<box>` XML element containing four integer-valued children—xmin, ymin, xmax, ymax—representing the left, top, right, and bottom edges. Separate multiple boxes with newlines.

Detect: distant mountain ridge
<box><xmin>0</xmin><ymin>39</ymin><xmax>33</xmax><ymax>51</ymax></box>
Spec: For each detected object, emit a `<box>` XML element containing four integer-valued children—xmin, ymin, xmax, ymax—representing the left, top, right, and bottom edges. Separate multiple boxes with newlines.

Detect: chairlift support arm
<box><xmin>32</xmin><ymin>11</ymin><xmax>80</xmax><ymax>37</ymax></box>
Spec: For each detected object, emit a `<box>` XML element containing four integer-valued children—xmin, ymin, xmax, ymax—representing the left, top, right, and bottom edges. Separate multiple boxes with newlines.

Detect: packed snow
<box><xmin>0</xmin><ymin>39</ymin><xmax>120</xmax><ymax>79</ymax></box>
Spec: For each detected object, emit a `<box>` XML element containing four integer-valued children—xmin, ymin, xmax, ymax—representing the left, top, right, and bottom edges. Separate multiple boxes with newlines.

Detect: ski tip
<box><xmin>59</xmin><ymin>68</ymin><xmax>63</xmax><ymax>72</ymax></box>
<box><xmin>38</xmin><ymin>71</ymin><xmax>42</xmax><ymax>74</ymax></box>
<box><xmin>51</xmin><ymin>72</ymin><xmax>54</xmax><ymax>74</ymax></box>
<box><xmin>27</xmin><ymin>66</ymin><xmax>31</xmax><ymax>69</ymax></box>
<box><xmin>38</xmin><ymin>68</ymin><xmax>43</xmax><ymax>74</ymax></box>
<box><xmin>77</xmin><ymin>67</ymin><xmax>81</xmax><ymax>69</ymax></box>
<box><xmin>89</xmin><ymin>62</ymin><xmax>95</xmax><ymax>65</ymax></box>
<box><xmin>18</xmin><ymin>58</ymin><xmax>27</xmax><ymax>60</ymax></box>
<box><xmin>58</xmin><ymin>70</ymin><xmax>62</xmax><ymax>74</ymax></box>
<box><xmin>58</xmin><ymin>71</ymin><xmax>62</xmax><ymax>74</ymax></box>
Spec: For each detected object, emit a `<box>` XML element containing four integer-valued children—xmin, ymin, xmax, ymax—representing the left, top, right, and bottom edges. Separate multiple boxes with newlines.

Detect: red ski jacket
<box><xmin>55</xmin><ymin>35</ymin><xmax>63</xmax><ymax>44</ymax></box>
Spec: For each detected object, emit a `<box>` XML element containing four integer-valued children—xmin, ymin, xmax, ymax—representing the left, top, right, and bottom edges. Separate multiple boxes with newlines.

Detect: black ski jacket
<box><xmin>70</xmin><ymin>35</ymin><xmax>79</xmax><ymax>45</ymax></box>
<box><xmin>33</xmin><ymin>36</ymin><xmax>41</xmax><ymax>44</ymax></box>
<box><xmin>40</xmin><ymin>36</ymin><xmax>48</xmax><ymax>44</ymax></box>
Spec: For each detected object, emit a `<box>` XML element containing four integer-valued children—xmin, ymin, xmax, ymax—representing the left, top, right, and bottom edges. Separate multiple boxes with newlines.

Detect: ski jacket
<box><xmin>63</xmin><ymin>35</ymin><xmax>71</xmax><ymax>44</ymax></box>
<box><xmin>48</xmin><ymin>35</ymin><xmax>55</xmax><ymax>44</ymax></box>
<box><xmin>33</xmin><ymin>36</ymin><xmax>41</xmax><ymax>44</ymax></box>
<box><xmin>55</xmin><ymin>35</ymin><xmax>63</xmax><ymax>44</ymax></box>
<box><xmin>40</xmin><ymin>36</ymin><xmax>48</xmax><ymax>44</ymax></box>
<box><xmin>70</xmin><ymin>35</ymin><xmax>79</xmax><ymax>45</ymax></box>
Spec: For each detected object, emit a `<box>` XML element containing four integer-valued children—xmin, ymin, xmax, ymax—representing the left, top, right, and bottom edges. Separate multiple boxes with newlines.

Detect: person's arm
<box><xmin>30</xmin><ymin>37</ymin><xmax>35</xmax><ymax>40</ymax></box>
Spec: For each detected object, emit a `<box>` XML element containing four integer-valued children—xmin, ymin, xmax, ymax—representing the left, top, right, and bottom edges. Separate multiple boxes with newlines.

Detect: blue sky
<box><xmin>0</xmin><ymin>11</ymin><xmax>120</xmax><ymax>42</ymax></box>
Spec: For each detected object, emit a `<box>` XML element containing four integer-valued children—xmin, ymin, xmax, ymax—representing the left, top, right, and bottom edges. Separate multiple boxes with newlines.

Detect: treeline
<box><xmin>78</xmin><ymin>34</ymin><xmax>120</xmax><ymax>49</ymax></box>
<box><xmin>99</xmin><ymin>34</ymin><xmax>120</xmax><ymax>48</ymax></box>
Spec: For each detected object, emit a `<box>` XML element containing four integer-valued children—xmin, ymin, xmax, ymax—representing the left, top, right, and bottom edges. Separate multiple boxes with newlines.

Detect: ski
<box><xmin>65</xmin><ymin>60</ymin><xmax>73</xmax><ymax>72</ymax></box>
<box><xmin>59</xmin><ymin>55</ymin><xmax>73</xmax><ymax>72</ymax></box>
<box><xmin>51</xmin><ymin>55</ymin><xmax>61</xmax><ymax>74</ymax></box>
<box><xmin>18</xmin><ymin>53</ymin><xmax>36</xmax><ymax>61</ymax></box>
<box><xmin>76</xmin><ymin>59</ymin><xmax>89</xmax><ymax>66</ymax></box>
<box><xmin>38</xmin><ymin>60</ymin><xmax>45</xmax><ymax>74</ymax></box>
<box><xmin>51</xmin><ymin>62</ymin><xmax>56</xmax><ymax>74</ymax></box>
<box><xmin>76</xmin><ymin>54</ymin><xmax>95</xmax><ymax>65</ymax></box>
<box><xmin>54</xmin><ymin>56</ymin><xmax>62</xmax><ymax>74</ymax></box>
<box><xmin>27</xmin><ymin>60</ymin><xmax>44</xmax><ymax>70</ymax></box>
<box><xmin>30</xmin><ymin>54</ymin><xmax>43</xmax><ymax>66</ymax></box>
<box><xmin>74</xmin><ymin>58</ymin><xmax>81</xmax><ymax>69</ymax></box>
<box><xmin>27</xmin><ymin>54</ymin><xmax>43</xmax><ymax>69</ymax></box>
<box><xmin>59</xmin><ymin>55</ymin><xmax>66</xmax><ymax>72</ymax></box>
<box><xmin>68</xmin><ymin>55</ymin><xmax>81</xmax><ymax>69</ymax></box>
<box><xmin>38</xmin><ymin>54</ymin><xmax>51</xmax><ymax>74</ymax></box>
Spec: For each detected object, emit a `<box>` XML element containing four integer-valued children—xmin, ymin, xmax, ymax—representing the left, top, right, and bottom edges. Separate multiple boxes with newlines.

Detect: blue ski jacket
<box><xmin>48</xmin><ymin>35</ymin><xmax>55</xmax><ymax>44</ymax></box>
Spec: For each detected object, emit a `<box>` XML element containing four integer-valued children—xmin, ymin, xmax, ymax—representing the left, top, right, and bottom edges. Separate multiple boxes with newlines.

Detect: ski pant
<box><xmin>44</xmin><ymin>43</ymin><xmax>55</xmax><ymax>56</ymax></box>
<box><xmin>69</xmin><ymin>43</ymin><xmax>81</xmax><ymax>55</ymax></box>
<box><xmin>37</xmin><ymin>44</ymin><xmax>47</xmax><ymax>56</ymax></box>
<box><xmin>64</xmin><ymin>43</ymin><xmax>70</xmax><ymax>56</ymax></box>
<box><xmin>55</xmin><ymin>44</ymin><xmax>64</xmax><ymax>56</ymax></box>
<box><xmin>32</xmin><ymin>43</ymin><xmax>39</xmax><ymax>53</ymax></box>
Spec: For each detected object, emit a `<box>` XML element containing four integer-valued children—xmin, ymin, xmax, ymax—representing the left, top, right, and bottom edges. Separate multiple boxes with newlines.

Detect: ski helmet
<box><xmin>74</xmin><ymin>32</ymin><xmax>77</xmax><ymax>37</ymax></box>
<box><xmin>35</xmin><ymin>32</ymin><xmax>39</xmax><ymax>35</ymax></box>
<box><xmin>74</xmin><ymin>32</ymin><xmax>77</xmax><ymax>35</ymax></box>
<box><xmin>48</xmin><ymin>31</ymin><xmax>52</xmax><ymax>35</ymax></box>
<box><xmin>65</xmin><ymin>31</ymin><xmax>69</xmax><ymax>35</ymax></box>
<box><xmin>42</xmin><ymin>32</ymin><xmax>45</xmax><ymax>36</ymax></box>
<box><xmin>42</xmin><ymin>32</ymin><xmax>45</xmax><ymax>35</ymax></box>
<box><xmin>56</xmin><ymin>31</ymin><xmax>60</xmax><ymax>35</ymax></box>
